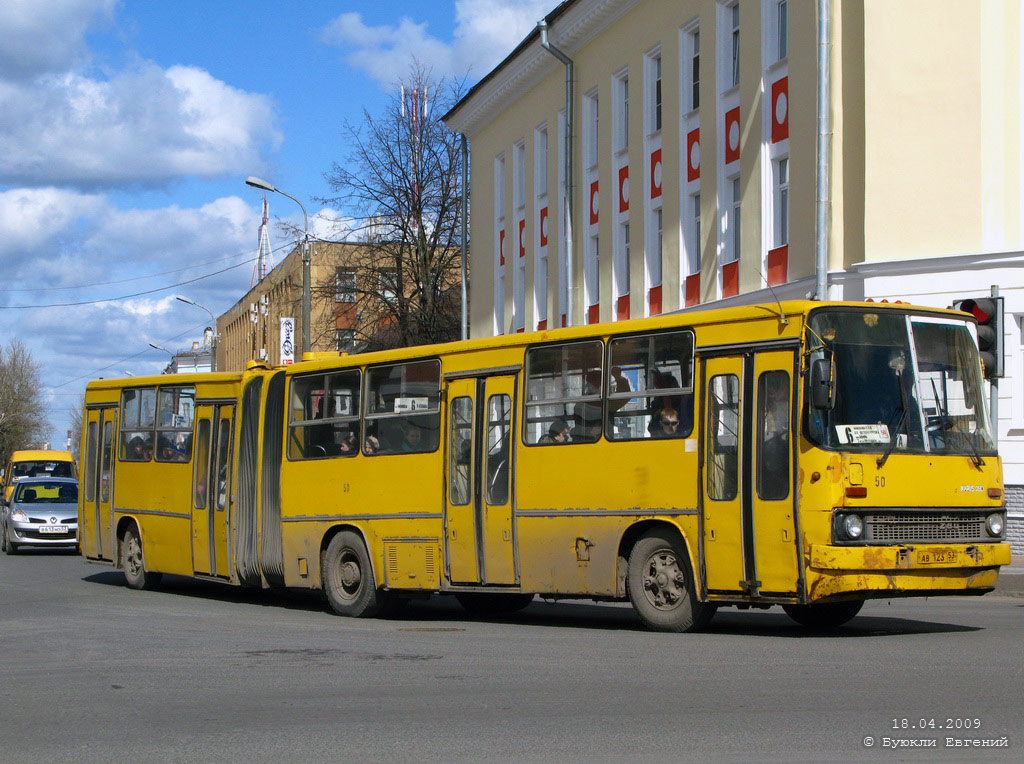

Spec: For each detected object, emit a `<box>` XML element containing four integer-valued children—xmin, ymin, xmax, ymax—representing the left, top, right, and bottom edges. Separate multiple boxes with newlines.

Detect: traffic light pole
<box><xmin>990</xmin><ymin>284</ymin><xmax>999</xmax><ymax>445</ymax></box>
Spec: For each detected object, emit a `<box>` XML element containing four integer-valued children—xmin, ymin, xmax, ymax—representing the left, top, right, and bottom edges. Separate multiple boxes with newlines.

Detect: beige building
<box><xmin>444</xmin><ymin>0</ymin><xmax>1024</xmax><ymax>547</ymax></box>
<box><xmin>217</xmin><ymin>241</ymin><xmax>368</xmax><ymax>371</ymax></box>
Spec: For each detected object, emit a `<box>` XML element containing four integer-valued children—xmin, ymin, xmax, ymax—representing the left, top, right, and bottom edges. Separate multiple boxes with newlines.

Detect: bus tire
<box><xmin>455</xmin><ymin>592</ymin><xmax>534</xmax><ymax>616</ymax></box>
<box><xmin>627</xmin><ymin>530</ymin><xmax>711</xmax><ymax>633</ymax></box>
<box><xmin>322</xmin><ymin>531</ymin><xmax>383</xmax><ymax>618</ymax></box>
<box><xmin>121</xmin><ymin>525</ymin><xmax>162</xmax><ymax>591</ymax></box>
<box><xmin>782</xmin><ymin>600</ymin><xmax>863</xmax><ymax>628</ymax></box>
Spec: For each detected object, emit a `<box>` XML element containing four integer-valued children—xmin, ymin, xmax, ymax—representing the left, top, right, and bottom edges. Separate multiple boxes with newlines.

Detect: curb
<box><xmin>993</xmin><ymin>568</ymin><xmax>1024</xmax><ymax>598</ymax></box>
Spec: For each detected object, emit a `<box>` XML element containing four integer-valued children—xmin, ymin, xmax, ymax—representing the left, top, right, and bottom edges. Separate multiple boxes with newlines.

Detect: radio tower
<box><xmin>252</xmin><ymin>196</ymin><xmax>275</xmax><ymax>286</ymax></box>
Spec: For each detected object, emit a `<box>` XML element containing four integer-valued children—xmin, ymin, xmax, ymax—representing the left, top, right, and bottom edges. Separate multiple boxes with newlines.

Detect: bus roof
<box><xmin>8</xmin><ymin>450</ymin><xmax>74</xmax><ymax>462</ymax></box>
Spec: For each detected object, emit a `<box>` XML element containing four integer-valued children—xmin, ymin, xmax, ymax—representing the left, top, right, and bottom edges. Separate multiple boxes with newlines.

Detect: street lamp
<box><xmin>148</xmin><ymin>343</ymin><xmax>174</xmax><ymax>375</ymax></box>
<box><xmin>176</xmin><ymin>296</ymin><xmax>218</xmax><ymax>372</ymax></box>
<box><xmin>245</xmin><ymin>175</ymin><xmax>310</xmax><ymax>357</ymax></box>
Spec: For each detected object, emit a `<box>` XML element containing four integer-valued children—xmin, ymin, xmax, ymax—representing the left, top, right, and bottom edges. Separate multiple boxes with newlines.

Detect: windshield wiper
<box><xmin>926</xmin><ymin>378</ymin><xmax>984</xmax><ymax>468</ymax></box>
<box><xmin>877</xmin><ymin>370</ymin><xmax>911</xmax><ymax>469</ymax></box>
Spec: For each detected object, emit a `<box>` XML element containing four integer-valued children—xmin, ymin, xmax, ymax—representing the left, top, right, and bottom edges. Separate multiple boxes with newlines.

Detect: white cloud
<box><xmin>321</xmin><ymin>0</ymin><xmax>552</xmax><ymax>87</ymax></box>
<box><xmin>0</xmin><ymin>64</ymin><xmax>281</xmax><ymax>188</ymax></box>
<box><xmin>0</xmin><ymin>0</ymin><xmax>115</xmax><ymax>81</ymax></box>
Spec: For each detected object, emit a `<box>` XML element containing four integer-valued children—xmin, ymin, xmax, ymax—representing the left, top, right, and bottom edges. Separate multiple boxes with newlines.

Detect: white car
<box><xmin>1</xmin><ymin>477</ymin><xmax>79</xmax><ymax>554</ymax></box>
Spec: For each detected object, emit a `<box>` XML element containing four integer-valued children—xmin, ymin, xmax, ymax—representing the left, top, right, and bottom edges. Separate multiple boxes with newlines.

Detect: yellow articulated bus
<box><xmin>79</xmin><ymin>300</ymin><xmax>1010</xmax><ymax>632</ymax></box>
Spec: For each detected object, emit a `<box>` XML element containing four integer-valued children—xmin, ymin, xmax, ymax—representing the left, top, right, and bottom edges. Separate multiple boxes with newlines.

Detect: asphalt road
<box><xmin>0</xmin><ymin>548</ymin><xmax>1021</xmax><ymax>763</ymax></box>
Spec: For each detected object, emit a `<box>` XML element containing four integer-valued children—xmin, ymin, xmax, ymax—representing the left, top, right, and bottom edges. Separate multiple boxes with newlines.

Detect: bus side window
<box><xmin>485</xmin><ymin>394</ymin><xmax>511</xmax><ymax>505</ymax></box>
<box><xmin>523</xmin><ymin>341</ymin><xmax>603</xmax><ymax>444</ymax></box>
<box><xmin>607</xmin><ymin>330</ymin><xmax>695</xmax><ymax>440</ymax></box>
<box><xmin>289</xmin><ymin>370</ymin><xmax>361</xmax><ymax>459</ymax></box>
<box><xmin>707</xmin><ymin>374</ymin><xmax>739</xmax><ymax>500</ymax></box>
<box><xmin>365</xmin><ymin>360</ymin><xmax>441</xmax><ymax>455</ymax></box>
<box><xmin>756</xmin><ymin>371</ymin><xmax>790</xmax><ymax>501</ymax></box>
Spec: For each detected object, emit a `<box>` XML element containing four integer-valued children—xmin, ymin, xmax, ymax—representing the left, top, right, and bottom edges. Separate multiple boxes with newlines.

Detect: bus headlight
<box><xmin>986</xmin><ymin>513</ymin><xmax>1004</xmax><ymax>537</ymax></box>
<box><xmin>842</xmin><ymin>514</ymin><xmax>864</xmax><ymax>541</ymax></box>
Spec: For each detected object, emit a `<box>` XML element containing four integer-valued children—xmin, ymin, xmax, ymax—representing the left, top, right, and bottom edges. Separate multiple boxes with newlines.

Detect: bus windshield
<box><xmin>805</xmin><ymin>309</ymin><xmax>995</xmax><ymax>457</ymax></box>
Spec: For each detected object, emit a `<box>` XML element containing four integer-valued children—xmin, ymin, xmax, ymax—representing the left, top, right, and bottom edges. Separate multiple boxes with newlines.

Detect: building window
<box><xmin>380</xmin><ymin>267</ymin><xmax>398</xmax><ymax>301</ymax></box>
<box><xmin>585</xmin><ymin>90</ymin><xmax>599</xmax><ymax>170</ymax></box>
<box><xmin>336</xmin><ymin>329</ymin><xmax>356</xmax><ymax>353</ymax></box>
<box><xmin>614</xmin><ymin>69</ymin><xmax>629</xmax><ymax>153</ymax></box>
<box><xmin>728</xmin><ymin>177</ymin><xmax>741</xmax><ymax>262</ymax></box>
<box><xmin>535</xmin><ymin>124</ymin><xmax>548</xmax><ymax>198</ymax></box>
<box><xmin>688</xmin><ymin>28</ymin><xmax>700</xmax><ymax>111</ymax></box>
<box><xmin>729</xmin><ymin>3</ymin><xmax>741</xmax><ymax>89</ymax></box>
<box><xmin>335</xmin><ymin>267</ymin><xmax>356</xmax><ymax>303</ymax></box>
<box><xmin>685</xmin><ymin>192</ymin><xmax>701</xmax><ymax>275</ymax></box>
<box><xmin>774</xmin><ymin>157</ymin><xmax>789</xmax><ymax>247</ymax></box>
<box><xmin>513</xmin><ymin>140</ymin><xmax>526</xmax><ymax>211</ymax></box>
<box><xmin>647</xmin><ymin>51</ymin><xmax>663</xmax><ymax>133</ymax></box>
<box><xmin>776</xmin><ymin>0</ymin><xmax>788</xmax><ymax>61</ymax></box>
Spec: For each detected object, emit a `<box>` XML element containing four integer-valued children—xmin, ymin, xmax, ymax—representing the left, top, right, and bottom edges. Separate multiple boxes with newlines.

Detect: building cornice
<box><xmin>444</xmin><ymin>0</ymin><xmax>640</xmax><ymax>137</ymax></box>
<box><xmin>846</xmin><ymin>249</ymin><xmax>1024</xmax><ymax>278</ymax></box>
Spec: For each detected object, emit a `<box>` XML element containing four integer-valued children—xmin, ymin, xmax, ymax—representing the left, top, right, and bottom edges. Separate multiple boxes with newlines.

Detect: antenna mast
<box><xmin>253</xmin><ymin>195</ymin><xmax>274</xmax><ymax>286</ymax></box>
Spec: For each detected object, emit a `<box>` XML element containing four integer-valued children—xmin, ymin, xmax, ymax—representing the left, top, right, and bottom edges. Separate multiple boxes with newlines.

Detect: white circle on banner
<box><xmin>653</xmin><ymin>160</ymin><xmax>662</xmax><ymax>189</ymax></box>
<box><xmin>592</xmin><ymin>189</ymin><xmax>599</xmax><ymax>216</ymax></box>
<box><xmin>690</xmin><ymin>140</ymin><xmax>700</xmax><ymax>172</ymax></box>
<box><xmin>775</xmin><ymin>91</ymin><xmax>788</xmax><ymax>126</ymax></box>
<box><xmin>622</xmin><ymin>176</ymin><xmax>630</xmax><ymax>204</ymax></box>
<box><xmin>729</xmin><ymin>121</ymin><xmax>739</xmax><ymax>152</ymax></box>
<box><xmin>541</xmin><ymin>213</ymin><xmax>547</xmax><ymax>240</ymax></box>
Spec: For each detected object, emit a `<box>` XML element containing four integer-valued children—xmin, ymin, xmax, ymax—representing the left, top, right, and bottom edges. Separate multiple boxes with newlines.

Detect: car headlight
<box><xmin>986</xmin><ymin>513</ymin><xmax>1004</xmax><ymax>537</ymax></box>
<box><xmin>10</xmin><ymin>509</ymin><xmax>29</xmax><ymax>522</ymax></box>
<box><xmin>842</xmin><ymin>514</ymin><xmax>864</xmax><ymax>541</ymax></box>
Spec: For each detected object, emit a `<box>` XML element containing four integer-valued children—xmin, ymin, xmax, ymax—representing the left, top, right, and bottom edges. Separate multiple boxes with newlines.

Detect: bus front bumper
<box><xmin>805</xmin><ymin>542</ymin><xmax>1011</xmax><ymax>600</ymax></box>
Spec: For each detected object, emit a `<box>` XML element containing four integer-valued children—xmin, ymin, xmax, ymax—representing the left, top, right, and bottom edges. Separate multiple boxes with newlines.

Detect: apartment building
<box><xmin>444</xmin><ymin>0</ymin><xmax>1024</xmax><ymax>548</ymax></box>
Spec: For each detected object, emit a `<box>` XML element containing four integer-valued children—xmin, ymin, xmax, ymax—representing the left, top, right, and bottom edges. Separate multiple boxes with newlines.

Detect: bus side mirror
<box><xmin>810</xmin><ymin>357</ymin><xmax>836</xmax><ymax>410</ymax></box>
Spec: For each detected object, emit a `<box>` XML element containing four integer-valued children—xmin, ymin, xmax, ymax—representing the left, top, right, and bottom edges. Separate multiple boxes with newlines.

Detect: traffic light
<box><xmin>952</xmin><ymin>296</ymin><xmax>1004</xmax><ymax>379</ymax></box>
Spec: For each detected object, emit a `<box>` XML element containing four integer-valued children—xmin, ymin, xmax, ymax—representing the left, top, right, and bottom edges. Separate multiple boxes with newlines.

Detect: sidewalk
<box><xmin>993</xmin><ymin>552</ymin><xmax>1024</xmax><ymax>597</ymax></box>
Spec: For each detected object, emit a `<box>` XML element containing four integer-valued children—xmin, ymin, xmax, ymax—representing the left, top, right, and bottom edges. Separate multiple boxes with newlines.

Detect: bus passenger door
<box><xmin>83</xmin><ymin>406</ymin><xmax>117</xmax><ymax>560</ymax></box>
<box><xmin>702</xmin><ymin>357</ymin><xmax>747</xmax><ymax>594</ymax></box>
<box><xmin>702</xmin><ymin>351</ymin><xmax>800</xmax><ymax>598</ymax></box>
<box><xmin>750</xmin><ymin>351</ymin><xmax>799</xmax><ymax>596</ymax></box>
<box><xmin>211</xmin><ymin>406</ymin><xmax>235</xmax><ymax>578</ymax></box>
<box><xmin>192</xmin><ymin>408</ymin><xmax>214</xmax><ymax>575</ymax></box>
<box><xmin>444</xmin><ymin>375</ymin><xmax>518</xmax><ymax>586</ymax></box>
<box><xmin>191</xmin><ymin>404</ymin><xmax>234</xmax><ymax>577</ymax></box>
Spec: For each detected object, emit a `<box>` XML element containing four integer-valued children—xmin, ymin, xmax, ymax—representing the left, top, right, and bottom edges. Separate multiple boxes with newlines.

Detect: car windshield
<box><xmin>804</xmin><ymin>309</ymin><xmax>995</xmax><ymax>456</ymax></box>
<box><xmin>15</xmin><ymin>482</ymin><xmax>78</xmax><ymax>503</ymax></box>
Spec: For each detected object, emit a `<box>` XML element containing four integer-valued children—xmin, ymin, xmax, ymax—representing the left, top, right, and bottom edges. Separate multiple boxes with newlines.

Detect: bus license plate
<box><xmin>916</xmin><ymin>550</ymin><xmax>955</xmax><ymax>565</ymax></box>
<box><xmin>39</xmin><ymin>525</ymin><xmax>68</xmax><ymax>535</ymax></box>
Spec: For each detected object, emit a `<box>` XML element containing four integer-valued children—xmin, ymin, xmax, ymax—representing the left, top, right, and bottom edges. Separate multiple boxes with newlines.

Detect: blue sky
<box><xmin>0</xmin><ymin>0</ymin><xmax>550</xmax><ymax>443</ymax></box>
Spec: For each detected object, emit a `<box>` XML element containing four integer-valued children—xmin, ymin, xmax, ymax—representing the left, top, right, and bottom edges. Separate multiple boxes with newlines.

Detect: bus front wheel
<box><xmin>627</xmin><ymin>530</ymin><xmax>714</xmax><ymax>632</ymax></box>
<box><xmin>783</xmin><ymin>600</ymin><xmax>863</xmax><ymax>628</ymax></box>
<box><xmin>121</xmin><ymin>525</ymin><xmax>162</xmax><ymax>590</ymax></box>
<box><xmin>323</xmin><ymin>531</ymin><xmax>389</xmax><ymax>618</ymax></box>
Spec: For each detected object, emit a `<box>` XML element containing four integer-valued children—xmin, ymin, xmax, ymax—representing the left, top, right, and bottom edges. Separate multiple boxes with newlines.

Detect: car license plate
<box><xmin>39</xmin><ymin>525</ymin><xmax>68</xmax><ymax>535</ymax></box>
<box><xmin>916</xmin><ymin>550</ymin><xmax>955</xmax><ymax>565</ymax></box>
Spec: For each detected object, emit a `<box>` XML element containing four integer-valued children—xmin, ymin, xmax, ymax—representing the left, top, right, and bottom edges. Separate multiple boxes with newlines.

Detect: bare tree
<box><xmin>318</xmin><ymin>64</ymin><xmax>466</xmax><ymax>351</ymax></box>
<box><xmin>68</xmin><ymin>390</ymin><xmax>86</xmax><ymax>460</ymax></box>
<box><xmin>0</xmin><ymin>339</ymin><xmax>48</xmax><ymax>466</ymax></box>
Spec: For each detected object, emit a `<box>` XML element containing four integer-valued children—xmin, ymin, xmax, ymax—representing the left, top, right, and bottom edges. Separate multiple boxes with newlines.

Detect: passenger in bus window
<box><xmin>651</xmin><ymin>409</ymin><xmax>683</xmax><ymax>438</ymax></box>
<box><xmin>573</xmin><ymin>368</ymin><xmax>630</xmax><ymax>441</ymax></box>
<box><xmin>364</xmin><ymin>435</ymin><xmax>380</xmax><ymax>455</ymax></box>
<box><xmin>538</xmin><ymin>418</ymin><xmax>571</xmax><ymax>445</ymax></box>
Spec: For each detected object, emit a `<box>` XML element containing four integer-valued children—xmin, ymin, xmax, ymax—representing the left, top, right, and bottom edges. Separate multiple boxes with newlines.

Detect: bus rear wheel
<box><xmin>627</xmin><ymin>530</ymin><xmax>713</xmax><ymax>633</ymax></box>
<box><xmin>455</xmin><ymin>592</ymin><xmax>534</xmax><ymax>616</ymax></box>
<box><xmin>322</xmin><ymin>531</ymin><xmax>393</xmax><ymax>618</ymax></box>
<box><xmin>783</xmin><ymin>600</ymin><xmax>863</xmax><ymax>628</ymax></box>
<box><xmin>121</xmin><ymin>525</ymin><xmax>162</xmax><ymax>590</ymax></box>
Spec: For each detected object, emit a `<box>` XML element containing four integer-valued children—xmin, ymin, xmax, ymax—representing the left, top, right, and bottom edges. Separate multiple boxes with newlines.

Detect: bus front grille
<box><xmin>864</xmin><ymin>512</ymin><xmax>988</xmax><ymax>543</ymax></box>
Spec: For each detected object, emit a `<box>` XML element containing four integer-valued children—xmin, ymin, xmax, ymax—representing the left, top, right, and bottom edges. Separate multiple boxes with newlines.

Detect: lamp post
<box><xmin>245</xmin><ymin>175</ymin><xmax>310</xmax><ymax>357</ymax></box>
<box><xmin>176</xmin><ymin>296</ymin><xmax>218</xmax><ymax>372</ymax></box>
<box><xmin>148</xmin><ymin>343</ymin><xmax>175</xmax><ymax>375</ymax></box>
